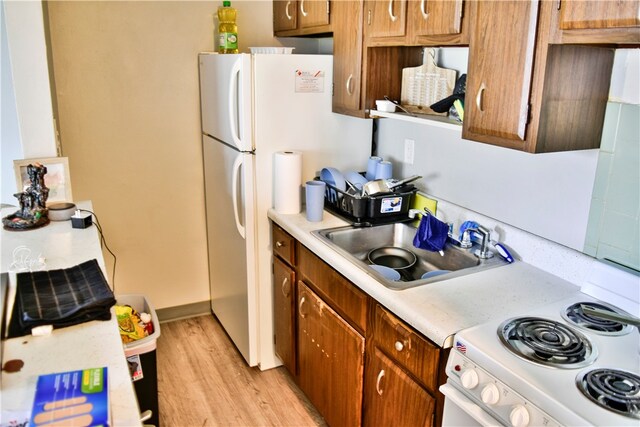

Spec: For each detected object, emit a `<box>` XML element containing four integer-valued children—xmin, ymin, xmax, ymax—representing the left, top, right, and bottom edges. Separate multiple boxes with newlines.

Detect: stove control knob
<box><xmin>480</xmin><ymin>383</ymin><xmax>500</xmax><ymax>405</ymax></box>
<box><xmin>460</xmin><ymin>369</ymin><xmax>479</xmax><ymax>389</ymax></box>
<box><xmin>510</xmin><ymin>404</ymin><xmax>530</xmax><ymax>427</ymax></box>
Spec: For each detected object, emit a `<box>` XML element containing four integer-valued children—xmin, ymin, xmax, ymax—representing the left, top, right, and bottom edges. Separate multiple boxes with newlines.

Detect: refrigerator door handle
<box><xmin>228</xmin><ymin>57</ymin><xmax>244</xmax><ymax>151</ymax></box>
<box><xmin>231</xmin><ymin>154</ymin><xmax>246</xmax><ymax>239</ymax></box>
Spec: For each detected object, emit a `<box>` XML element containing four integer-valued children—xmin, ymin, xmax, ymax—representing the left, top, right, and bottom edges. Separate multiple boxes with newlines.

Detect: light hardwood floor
<box><xmin>157</xmin><ymin>315</ymin><xmax>326</xmax><ymax>426</ymax></box>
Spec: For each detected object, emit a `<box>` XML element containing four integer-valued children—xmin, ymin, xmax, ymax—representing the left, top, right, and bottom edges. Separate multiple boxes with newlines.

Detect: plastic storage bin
<box><xmin>117</xmin><ymin>294</ymin><xmax>161</xmax><ymax>427</ymax></box>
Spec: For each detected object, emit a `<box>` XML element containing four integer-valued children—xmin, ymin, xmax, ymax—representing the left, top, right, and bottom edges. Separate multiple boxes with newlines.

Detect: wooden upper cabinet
<box><xmin>333</xmin><ymin>0</ymin><xmax>365</xmax><ymax>115</ymax></box>
<box><xmin>298</xmin><ymin>0</ymin><xmax>331</xmax><ymax>28</ymax></box>
<box><xmin>273</xmin><ymin>0</ymin><xmax>331</xmax><ymax>36</ymax></box>
<box><xmin>548</xmin><ymin>0</ymin><xmax>640</xmax><ymax>44</ymax></box>
<box><xmin>366</xmin><ymin>0</ymin><xmax>408</xmax><ymax>39</ymax></box>
<box><xmin>463</xmin><ymin>0</ymin><xmax>538</xmax><ymax>149</ymax></box>
<box><xmin>408</xmin><ymin>0</ymin><xmax>463</xmax><ymax>37</ymax></box>
<box><xmin>274</xmin><ymin>0</ymin><xmax>298</xmax><ymax>32</ymax></box>
<box><xmin>559</xmin><ymin>0</ymin><xmax>640</xmax><ymax>30</ymax></box>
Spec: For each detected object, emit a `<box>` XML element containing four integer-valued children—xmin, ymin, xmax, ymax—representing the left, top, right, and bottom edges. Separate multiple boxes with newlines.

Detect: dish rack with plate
<box><xmin>317</xmin><ymin>178</ymin><xmax>417</xmax><ymax>226</ymax></box>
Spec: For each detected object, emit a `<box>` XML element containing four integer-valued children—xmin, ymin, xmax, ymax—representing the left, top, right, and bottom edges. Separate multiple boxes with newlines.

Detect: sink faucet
<box><xmin>461</xmin><ymin>225</ymin><xmax>494</xmax><ymax>259</ymax></box>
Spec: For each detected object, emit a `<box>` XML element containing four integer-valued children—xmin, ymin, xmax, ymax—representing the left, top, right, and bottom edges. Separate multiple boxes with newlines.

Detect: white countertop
<box><xmin>1</xmin><ymin>202</ymin><xmax>141</xmax><ymax>427</ymax></box>
<box><xmin>268</xmin><ymin>209</ymin><xmax>581</xmax><ymax>348</ymax></box>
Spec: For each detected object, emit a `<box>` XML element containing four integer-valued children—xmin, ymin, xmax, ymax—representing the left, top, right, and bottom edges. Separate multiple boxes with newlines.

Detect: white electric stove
<box><xmin>440</xmin><ymin>261</ymin><xmax>640</xmax><ymax>426</ymax></box>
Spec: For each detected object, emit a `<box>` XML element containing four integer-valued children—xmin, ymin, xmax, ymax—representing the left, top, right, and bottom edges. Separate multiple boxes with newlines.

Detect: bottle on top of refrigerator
<box><xmin>218</xmin><ymin>1</ymin><xmax>238</xmax><ymax>54</ymax></box>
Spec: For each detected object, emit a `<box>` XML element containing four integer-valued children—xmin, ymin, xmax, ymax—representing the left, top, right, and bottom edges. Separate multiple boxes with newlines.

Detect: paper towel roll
<box><xmin>274</xmin><ymin>151</ymin><xmax>302</xmax><ymax>214</ymax></box>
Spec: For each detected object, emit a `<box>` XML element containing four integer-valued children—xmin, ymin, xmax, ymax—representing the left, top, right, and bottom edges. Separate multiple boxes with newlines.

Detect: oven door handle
<box><xmin>440</xmin><ymin>383</ymin><xmax>502</xmax><ymax>427</ymax></box>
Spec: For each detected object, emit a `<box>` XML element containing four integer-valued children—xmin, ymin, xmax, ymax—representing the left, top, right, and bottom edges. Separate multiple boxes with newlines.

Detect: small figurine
<box><xmin>2</xmin><ymin>162</ymin><xmax>50</xmax><ymax>230</ymax></box>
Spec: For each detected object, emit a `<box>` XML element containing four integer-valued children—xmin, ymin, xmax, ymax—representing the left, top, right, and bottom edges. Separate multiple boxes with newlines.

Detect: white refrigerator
<box><xmin>199</xmin><ymin>53</ymin><xmax>372</xmax><ymax>369</ymax></box>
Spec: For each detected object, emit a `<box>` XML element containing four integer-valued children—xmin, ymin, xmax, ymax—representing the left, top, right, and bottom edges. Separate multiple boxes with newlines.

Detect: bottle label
<box><xmin>219</xmin><ymin>32</ymin><xmax>238</xmax><ymax>50</ymax></box>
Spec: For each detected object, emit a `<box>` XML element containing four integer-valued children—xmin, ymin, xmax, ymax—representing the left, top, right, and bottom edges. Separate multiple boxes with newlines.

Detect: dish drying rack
<box><xmin>317</xmin><ymin>178</ymin><xmax>417</xmax><ymax>226</ymax></box>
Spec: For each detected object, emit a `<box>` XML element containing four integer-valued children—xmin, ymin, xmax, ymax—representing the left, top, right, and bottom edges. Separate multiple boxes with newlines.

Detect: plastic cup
<box><xmin>375</xmin><ymin>161</ymin><xmax>393</xmax><ymax>180</ymax></box>
<box><xmin>305</xmin><ymin>181</ymin><xmax>326</xmax><ymax>222</ymax></box>
<box><xmin>366</xmin><ymin>156</ymin><xmax>382</xmax><ymax>180</ymax></box>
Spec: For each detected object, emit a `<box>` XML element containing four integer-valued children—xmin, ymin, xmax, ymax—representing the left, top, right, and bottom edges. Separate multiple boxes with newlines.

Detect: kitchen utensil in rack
<box><xmin>401</xmin><ymin>48</ymin><xmax>457</xmax><ymax>116</ymax></box>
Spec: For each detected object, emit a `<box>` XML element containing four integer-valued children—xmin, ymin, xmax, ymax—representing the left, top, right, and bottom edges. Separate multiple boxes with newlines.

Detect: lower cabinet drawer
<box><xmin>374</xmin><ymin>304</ymin><xmax>440</xmax><ymax>392</ymax></box>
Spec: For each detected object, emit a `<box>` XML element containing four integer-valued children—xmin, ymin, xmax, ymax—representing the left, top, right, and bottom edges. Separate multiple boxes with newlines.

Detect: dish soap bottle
<box><xmin>218</xmin><ymin>1</ymin><xmax>238</xmax><ymax>54</ymax></box>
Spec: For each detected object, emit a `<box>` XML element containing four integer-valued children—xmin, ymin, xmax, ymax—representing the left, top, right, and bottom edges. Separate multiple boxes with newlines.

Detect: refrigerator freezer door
<box><xmin>199</xmin><ymin>53</ymin><xmax>253</xmax><ymax>152</ymax></box>
<box><xmin>203</xmin><ymin>135</ymin><xmax>258</xmax><ymax>366</ymax></box>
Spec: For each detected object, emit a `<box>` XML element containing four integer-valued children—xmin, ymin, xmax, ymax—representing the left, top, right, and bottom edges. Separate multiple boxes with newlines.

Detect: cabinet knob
<box><xmin>275</xmin><ymin>241</ymin><xmax>284</xmax><ymax>248</ymax></box>
<box><xmin>388</xmin><ymin>0</ymin><xmax>398</xmax><ymax>22</ymax></box>
<box><xmin>394</xmin><ymin>341</ymin><xmax>404</xmax><ymax>352</ymax></box>
<box><xmin>376</xmin><ymin>369</ymin><xmax>386</xmax><ymax>395</ymax></box>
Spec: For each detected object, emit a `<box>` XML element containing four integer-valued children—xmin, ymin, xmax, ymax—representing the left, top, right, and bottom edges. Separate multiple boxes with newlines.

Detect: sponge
<box><xmin>409</xmin><ymin>192</ymin><xmax>438</xmax><ymax>227</ymax></box>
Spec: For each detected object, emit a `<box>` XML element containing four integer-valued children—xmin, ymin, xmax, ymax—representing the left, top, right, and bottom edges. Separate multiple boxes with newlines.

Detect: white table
<box><xmin>1</xmin><ymin>201</ymin><xmax>141</xmax><ymax>426</ymax></box>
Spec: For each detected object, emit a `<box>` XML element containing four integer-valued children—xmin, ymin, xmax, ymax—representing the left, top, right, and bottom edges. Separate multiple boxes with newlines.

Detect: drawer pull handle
<box><xmin>476</xmin><ymin>83</ymin><xmax>486</xmax><ymax>112</ymax></box>
<box><xmin>281</xmin><ymin>277</ymin><xmax>289</xmax><ymax>297</ymax></box>
<box><xmin>376</xmin><ymin>369</ymin><xmax>386</xmax><ymax>395</ymax></box>
<box><xmin>285</xmin><ymin>1</ymin><xmax>292</xmax><ymax>20</ymax></box>
<box><xmin>301</xmin><ymin>0</ymin><xmax>308</xmax><ymax>17</ymax></box>
<box><xmin>388</xmin><ymin>0</ymin><xmax>398</xmax><ymax>22</ymax></box>
<box><xmin>275</xmin><ymin>241</ymin><xmax>284</xmax><ymax>248</ymax></box>
<box><xmin>299</xmin><ymin>296</ymin><xmax>307</xmax><ymax>318</ymax></box>
<box><xmin>394</xmin><ymin>340</ymin><xmax>404</xmax><ymax>352</ymax></box>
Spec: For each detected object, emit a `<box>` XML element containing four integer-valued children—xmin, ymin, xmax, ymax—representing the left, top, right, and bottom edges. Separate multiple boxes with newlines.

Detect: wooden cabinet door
<box><xmin>274</xmin><ymin>0</ymin><xmax>298</xmax><ymax>32</ymax></box>
<box><xmin>366</xmin><ymin>0</ymin><xmax>407</xmax><ymax>38</ymax></box>
<box><xmin>559</xmin><ymin>0</ymin><xmax>640</xmax><ymax>30</ymax></box>
<box><xmin>408</xmin><ymin>0</ymin><xmax>463</xmax><ymax>37</ymax></box>
<box><xmin>298</xmin><ymin>0</ymin><xmax>330</xmax><ymax>29</ymax></box>
<box><xmin>333</xmin><ymin>0</ymin><xmax>364</xmax><ymax>114</ymax></box>
<box><xmin>273</xmin><ymin>256</ymin><xmax>295</xmax><ymax>375</ymax></box>
<box><xmin>463</xmin><ymin>0</ymin><xmax>538</xmax><ymax>148</ymax></box>
<box><xmin>363</xmin><ymin>347</ymin><xmax>435</xmax><ymax>427</ymax></box>
<box><xmin>297</xmin><ymin>281</ymin><xmax>365</xmax><ymax>427</ymax></box>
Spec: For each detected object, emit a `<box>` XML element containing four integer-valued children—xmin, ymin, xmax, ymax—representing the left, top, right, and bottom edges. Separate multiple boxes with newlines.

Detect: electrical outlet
<box><xmin>404</xmin><ymin>139</ymin><xmax>415</xmax><ymax>164</ymax></box>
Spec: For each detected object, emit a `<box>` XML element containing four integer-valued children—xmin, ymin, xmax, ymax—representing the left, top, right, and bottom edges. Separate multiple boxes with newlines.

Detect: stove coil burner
<box><xmin>577</xmin><ymin>369</ymin><xmax>640</xmax><ymax>419</ymax></box>
<box><xmin>564</xmin><ymin>302</ymin><xmax>633</xmax><ymax>336</ymax></box>
<box><xmin>498</xmin><ymin>317</ymin><xmax>597</xmax><ymax>368</ymax></box>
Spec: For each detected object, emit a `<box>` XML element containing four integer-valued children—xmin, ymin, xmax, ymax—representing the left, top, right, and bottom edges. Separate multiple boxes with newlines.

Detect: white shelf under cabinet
<box><xmin>369</xmin><ymin>110</ymin><xmax>463</xmax><ymax>131</ymax></box>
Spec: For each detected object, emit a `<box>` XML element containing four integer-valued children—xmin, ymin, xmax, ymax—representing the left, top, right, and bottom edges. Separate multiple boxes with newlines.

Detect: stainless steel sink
<box><xmin>313</xmin><ymin>222</ymin><xmax>509</xmax><ymax>290</ymax></box>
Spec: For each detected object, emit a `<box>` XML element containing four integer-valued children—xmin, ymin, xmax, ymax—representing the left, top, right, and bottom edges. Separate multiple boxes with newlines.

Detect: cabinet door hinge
<box><xmin>527</xmin><ymin>103</ymin><xmax>532</xmax><ymax>125</ymax></box>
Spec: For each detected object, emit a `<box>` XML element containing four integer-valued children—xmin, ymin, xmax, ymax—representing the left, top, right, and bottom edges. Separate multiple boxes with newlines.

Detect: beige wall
<box><xmin>46</xmin><ymin>1</ymin><xmax>311</xmax><ymax>309</ymax></box>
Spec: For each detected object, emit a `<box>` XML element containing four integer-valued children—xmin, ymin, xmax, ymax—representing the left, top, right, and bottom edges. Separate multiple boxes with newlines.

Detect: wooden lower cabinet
<box><xmin>270</xmin><ymin>224</ymin><xmax>444</xmax><ymax>426</ymax></box>
<box><xmin>273</xmin><ymin>256</ymin><xmax>296</xmax><ymax>375</ymax></box>
<box><xmin>363</xmin><ymin>347</ymin><xmax>435</xmax><ymax>427</ymax></box>
<box><xmin>297</xmin><ymin>281</ymin><xmax>365</xmax><ymax>427</ymax></box>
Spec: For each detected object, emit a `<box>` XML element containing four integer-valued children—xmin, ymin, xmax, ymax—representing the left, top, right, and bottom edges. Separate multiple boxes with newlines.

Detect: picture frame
<box><xmin>13</xmin><ymin>157</ymin><xmax>73</xmax><ymax>204</ymax></box>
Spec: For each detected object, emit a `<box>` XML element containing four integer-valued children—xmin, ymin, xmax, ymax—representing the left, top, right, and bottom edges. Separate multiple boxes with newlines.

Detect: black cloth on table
<box><xmin>7</xmin><ymin>259</ymin><xmax>115</xmax><ymax>338</ymax></box>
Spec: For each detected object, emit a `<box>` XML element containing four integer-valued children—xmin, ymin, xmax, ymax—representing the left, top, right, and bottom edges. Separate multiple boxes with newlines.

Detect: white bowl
<box><xmin>375</xmin><ymin>100</ymin><xmax>396</xmax><ymax>113</ymax></box>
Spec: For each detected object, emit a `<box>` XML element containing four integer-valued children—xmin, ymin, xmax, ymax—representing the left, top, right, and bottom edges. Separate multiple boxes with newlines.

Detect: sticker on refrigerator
<box><xmin>295</xmin><ymin>70</ymin><xmax>325</xmax><ymax>93</ymax></box>
<box><xmin>127</xmin><ymin>354</ymin><xmax>144</xmax><ymax>382</ymax></box>
<box><xmin>380</xmin><ymin>197</ymin><xmax>402</xmax><ymax>213</ymax></box>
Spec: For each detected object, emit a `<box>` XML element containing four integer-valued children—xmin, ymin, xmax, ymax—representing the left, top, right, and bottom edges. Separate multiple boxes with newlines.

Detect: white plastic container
<box><xmin>375</xmin><ymin>99</ymin><xmax>397</xmax><ymax>112</ymax></box>
<box><xmin>249</xmin><ymin>47</ymin><xmax>294</xmax><ymax>54</ymax></box>
<box><xmin>116</xmin><ymin>294</ymin><xmax>161</xmax><ymax>357</ymax></box>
